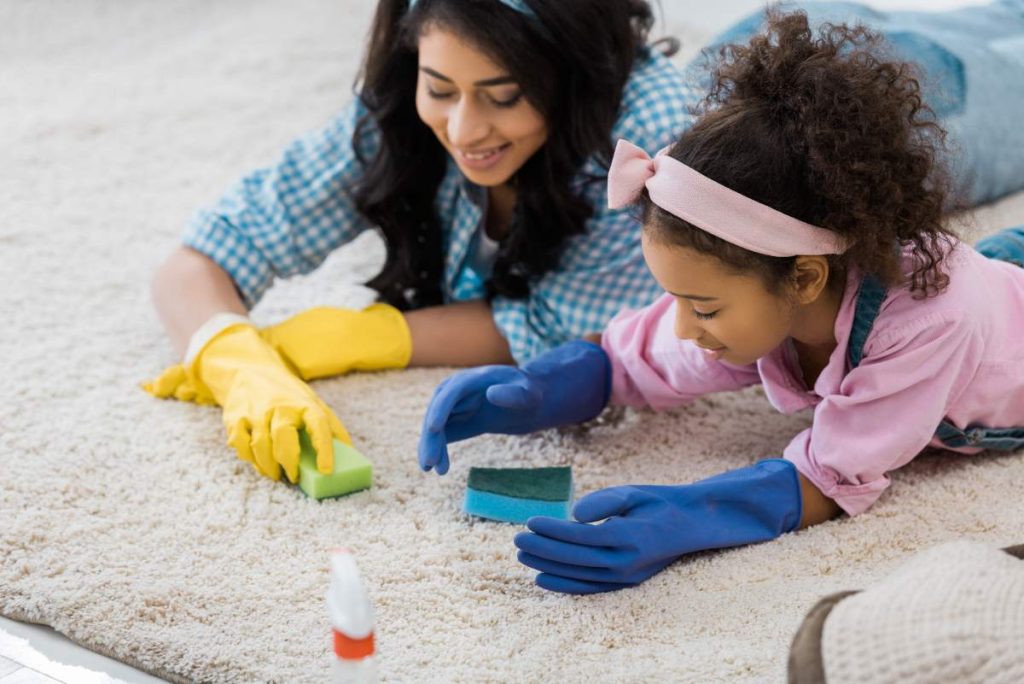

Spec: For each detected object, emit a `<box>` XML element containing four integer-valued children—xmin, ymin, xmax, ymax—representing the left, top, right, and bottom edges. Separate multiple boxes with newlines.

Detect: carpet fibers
<box><xmin>2</xmin><ymin>1</ymin><xmax>1023</xmax><ymax>682</ymax></box>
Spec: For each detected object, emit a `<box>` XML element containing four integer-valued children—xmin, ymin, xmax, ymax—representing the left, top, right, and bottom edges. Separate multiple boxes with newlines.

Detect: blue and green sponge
<box><xmin>464</xmin><ymin>466</ymin><xmax>573</xmax><ymax>524</ymax></box>
<box><xmin>296</xmin><ymin>431</ymin><xmax>373</xmax><ymax>500</ymax></box>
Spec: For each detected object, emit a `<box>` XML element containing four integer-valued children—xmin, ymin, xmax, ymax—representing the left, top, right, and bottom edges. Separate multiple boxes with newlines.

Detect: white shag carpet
<box><xmin>2</xmin><ymin>1</ymin><xmax>1023</xmax><ymax>682</ymax></box>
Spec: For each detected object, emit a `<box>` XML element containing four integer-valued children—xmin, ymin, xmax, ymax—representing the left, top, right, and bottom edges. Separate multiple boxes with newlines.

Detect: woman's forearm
<box><xmin>151</xmin><ymin>246</ymin><xmax>248</xmax><ymax>359</ymax></box>
<box><xmin>405</xmin><ymin>300</ymin><xmax>515</xmax><ymax>367</ymax></box>
<box><xmin>151</xmin><ymin>249</ymin><xmax>512</xmax><ymax>368</ymax></box>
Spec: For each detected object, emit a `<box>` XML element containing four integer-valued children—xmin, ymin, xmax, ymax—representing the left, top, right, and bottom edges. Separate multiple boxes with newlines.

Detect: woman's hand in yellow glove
<box><xmin>258</xmin><ymin>303</ymin><xmax>412</xmax><ymax>381</ymax></box>
<box><xmin>144</xmin><ymin>323</ymin><xmax>350</xmax><ymax>482</ymax></box>
<box><xmin>144</xmin><ymin>363</ymin><xmax>216</xmax><ymax>405</ymax></box>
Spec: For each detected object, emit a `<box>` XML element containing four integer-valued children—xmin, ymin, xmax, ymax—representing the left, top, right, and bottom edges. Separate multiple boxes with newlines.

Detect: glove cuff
<box><xmin>359</xmin><ymin>302</ymin><xmax>413</xmax><ymax>371</ymax></box>
<box><xmin>589</xmin><ymin>340</ymin><xmax>614</xmax><ymax>410</ymax></box>
<box><xmin>184</xmin><ymin>312</ymin><xmax>253</xmax><ymax>365</ymax></box>
<box><xmin>521</xmin><ymin>339</ymin><xmax>612</xmax><ymax>426</ymax></box>
<box><xmin>754</xmin><ymin>459</ymin><xmax>804</xmax><ymax>534</ymax></box>
<box><xmin>260</xmin><ymin>303</ymin><xmax>412</xmax><ymax>380</ymax></box>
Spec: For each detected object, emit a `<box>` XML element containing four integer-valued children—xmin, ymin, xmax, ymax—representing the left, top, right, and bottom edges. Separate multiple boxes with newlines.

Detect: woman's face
<box><xmin>416</xmin><ymin>26</ymin><xmax>548</xmax><ymax>187</ymax></box>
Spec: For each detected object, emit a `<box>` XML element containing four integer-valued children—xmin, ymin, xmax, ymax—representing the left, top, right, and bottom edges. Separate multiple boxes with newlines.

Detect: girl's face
<box><xmin>416</xmin><ymin>26</ymin><xmax>548</xmax><ymax>187</ymax></box>
<box><xmin>640</xmin><ymin>231</ymin><xmax>801</xmax><ymax>366</ymax></box>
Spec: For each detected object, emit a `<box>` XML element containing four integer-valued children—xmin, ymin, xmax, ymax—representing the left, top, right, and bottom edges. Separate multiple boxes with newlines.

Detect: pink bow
<box><xmin>607</xmin><ymin>139</ymin><xmax>660</xmax><ymax>209</ymax></box>
<box><xmin>603</xmin><ymin>137</ymin><xmax>849</xmax><ymax>257</ymax></box>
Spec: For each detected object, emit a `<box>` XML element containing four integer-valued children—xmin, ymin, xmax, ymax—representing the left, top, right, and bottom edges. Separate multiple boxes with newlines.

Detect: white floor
<box><xmin>0</xmin><ymin>618</ymin><xmax>166</xmax><ymax>684</ymax></box>
<box><xmin>0</xmin><ymin>0</ymin><xmax>992</xmax><ymax>681</ymax></box>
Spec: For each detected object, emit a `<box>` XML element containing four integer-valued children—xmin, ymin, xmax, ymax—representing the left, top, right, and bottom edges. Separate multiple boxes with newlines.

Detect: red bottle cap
<box><xmin>333</xmin><ymin>628</ymin><xmax>375</xmax><ymax>660</ymax></box>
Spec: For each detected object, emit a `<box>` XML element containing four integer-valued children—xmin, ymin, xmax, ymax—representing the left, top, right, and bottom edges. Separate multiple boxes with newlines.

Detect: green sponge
<box><xmin>296</xmin><ymin>431</ymin><xmax>373</xmax><ymax>500</ymax></box>
<box><xmin>464</xmin><ymin>466</ymin><xmax>573</xmax><ymax>524</ymax></box>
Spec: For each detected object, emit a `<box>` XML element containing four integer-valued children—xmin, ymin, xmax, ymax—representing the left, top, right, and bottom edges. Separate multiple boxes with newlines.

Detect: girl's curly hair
<box><xmin>644</xmin><ymin>9</ymin><xmax>958</xmax><ymax>299</ymax></box>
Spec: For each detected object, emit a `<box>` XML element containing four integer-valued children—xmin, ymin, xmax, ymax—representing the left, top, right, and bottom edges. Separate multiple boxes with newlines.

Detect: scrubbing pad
<box><xmin>297</xmin><ymin>431</ymin><xmax>373</xmax><ymax>500</ymax></box>
<box><xmin>464</xmin><ymin>466</ymin><xmax>573</xmax><ymax>524</ymax></box>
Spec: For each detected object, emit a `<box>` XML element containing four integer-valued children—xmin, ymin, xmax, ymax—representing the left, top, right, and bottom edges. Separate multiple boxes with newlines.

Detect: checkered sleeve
<box><xmin>182</xmin><ymin>98</ymin><xmax>379</xmax><ymax>308</ymax></box>
<box><xmin>491</xmin><ymin>52</ymin><xmax>700</xmax><ymax>363</ymax></box>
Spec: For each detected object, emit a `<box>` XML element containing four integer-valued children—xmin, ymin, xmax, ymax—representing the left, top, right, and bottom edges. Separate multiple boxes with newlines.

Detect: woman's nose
<box><xmin>447</xmin><ymin>98</ymin><xmax>489</xmax><ymax>147</ymax></box>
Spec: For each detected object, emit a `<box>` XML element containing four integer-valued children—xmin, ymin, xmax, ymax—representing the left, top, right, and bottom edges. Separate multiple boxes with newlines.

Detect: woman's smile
<box><xmin>455</xmin><ymin>143</ymin><xmax>513</xmax><ymax>170</ymax></box>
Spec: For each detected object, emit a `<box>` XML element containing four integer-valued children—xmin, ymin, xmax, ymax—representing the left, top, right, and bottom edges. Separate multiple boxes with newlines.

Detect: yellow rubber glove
<box><xmin>143</xmin><ymin>323</ymin><xmax>350</xmax><ymax>482</ymax></box>
<box><xmin>143</xmin><ymin>363</ymin><xmax>217</xmax><ymax>406</ymax></box>
<box><xmin>258</xmin><ymin>303</ymin><xmax>412</xmax><ymax>381</ymax></box>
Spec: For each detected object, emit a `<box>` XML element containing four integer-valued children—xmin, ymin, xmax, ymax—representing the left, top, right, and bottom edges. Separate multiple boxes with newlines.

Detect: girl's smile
<box><xmin>640</xmin><ymin>230</ymin><xmax>841</xmax><ymax>369</ymax></box>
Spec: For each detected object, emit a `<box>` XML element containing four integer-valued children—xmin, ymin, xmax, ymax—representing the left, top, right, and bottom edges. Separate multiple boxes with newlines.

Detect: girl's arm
<box><xmin>799</xmin><ymin>474</ymin><xmax>842</xmax><ymax>528</ymax></box>
<box><xmin>786</xmin><ymin>310</ymin><xmax>983</xmax><ymax>517</ymax></box>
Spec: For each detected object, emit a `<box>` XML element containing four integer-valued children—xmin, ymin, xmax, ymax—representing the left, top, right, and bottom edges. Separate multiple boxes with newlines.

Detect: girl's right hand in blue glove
<box><xmin>417</xmin><ymin>340</ymin><xmax>612</xmax><ymax>475</ymax></box>
<box><xmin>513</xmin><ymin>459</ymin><xmax>804</xmax><ymax>594</ymax></box>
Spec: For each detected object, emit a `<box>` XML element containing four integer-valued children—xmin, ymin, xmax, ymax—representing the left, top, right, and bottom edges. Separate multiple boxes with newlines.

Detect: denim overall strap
<box><xmin>847</xmin><ymin>274</ymin><xmax>888</xmax><ymax>370</ymax></box>
<box><xmin>846</xmin><ymin>258</ymin><xmax>1024</xmax><ymax>452</ymax></box>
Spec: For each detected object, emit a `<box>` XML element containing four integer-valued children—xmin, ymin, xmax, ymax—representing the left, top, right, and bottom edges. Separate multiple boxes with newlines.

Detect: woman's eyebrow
<box><xmin>473</xmin><ymin>75</ymin><xmax>516</xmax><ymax>86</ymax></box>
<box><xmin>419</xmin><ymin>66</ymin><xmax>515</xmax><ymax>87</ymax></box>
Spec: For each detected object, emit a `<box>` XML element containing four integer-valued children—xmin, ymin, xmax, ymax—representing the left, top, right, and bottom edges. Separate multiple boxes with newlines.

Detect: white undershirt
<box><xmin>467</xmin><ymin>226</ymin><xmax>501</xmax><ymax>279</ymax></box>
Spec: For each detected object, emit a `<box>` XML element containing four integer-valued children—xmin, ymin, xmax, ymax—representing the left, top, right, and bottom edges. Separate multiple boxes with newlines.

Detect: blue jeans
<box><xmin>934</xmin><ymin>421</ymin><xmax>1024</xmax><ymax>450</ymax></box>
<box><xmin>695</xmin><ymin>0</ymin><xmax>1024</xmax><ymax>206</ymax></box>
<box><xmin>976</xmin><ymin>225</ymin><xmax>1024</xmax><ymax>267</ymax></box>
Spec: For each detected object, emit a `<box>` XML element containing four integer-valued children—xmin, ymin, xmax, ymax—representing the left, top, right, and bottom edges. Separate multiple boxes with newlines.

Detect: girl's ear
<box><xmin>791</xmin><ymin>255</ymin><xmax>831</xmax><ymax>305</ymax></box>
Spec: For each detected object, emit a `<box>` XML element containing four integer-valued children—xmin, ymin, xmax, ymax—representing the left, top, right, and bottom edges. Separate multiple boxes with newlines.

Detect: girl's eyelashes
<box><xmin>693</xmin><ymin>309</ymin><xmax>719</xmax><ymax>321</ymax></box>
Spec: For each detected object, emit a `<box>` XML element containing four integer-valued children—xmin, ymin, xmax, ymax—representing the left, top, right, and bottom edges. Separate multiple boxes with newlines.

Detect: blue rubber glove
<box><xmin>514</xmin><ymin>459</ymin><xmax>803</xmax><ymax>594</ymax></box>
<box><xmin>418</xmin><ymin>340</ymin><xmax>611</xmax><ymax>475</ymax></box>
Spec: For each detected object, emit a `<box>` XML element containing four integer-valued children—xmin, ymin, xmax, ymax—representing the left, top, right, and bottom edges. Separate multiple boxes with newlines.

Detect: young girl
<box><xmin>144</xmin><ymin>0</ymin><xmax>694</xmax><ymax>481</ymax></box>
<box><xmin>417</xmin><ymin>11</ymin><xmax>1024</xmax><ymax>594</ymax></box>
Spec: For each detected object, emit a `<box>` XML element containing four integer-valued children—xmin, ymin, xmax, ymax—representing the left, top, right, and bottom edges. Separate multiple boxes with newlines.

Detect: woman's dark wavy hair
<box><xmin>354</xmin><ymin>0</ymin><xmax>664</xmax><ymax>309</ymax></box>
<box><xmin>644</xmin><ymin>9</ymin><xmax>958</xmax><ymax>299</ymax></box>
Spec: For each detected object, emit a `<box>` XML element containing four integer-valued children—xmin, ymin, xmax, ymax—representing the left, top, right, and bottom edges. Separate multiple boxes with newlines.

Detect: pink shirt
<box><xmin>601</xmin><ymin>242</ymin><xmax>1024</xmax><ymax>515</ymax></box>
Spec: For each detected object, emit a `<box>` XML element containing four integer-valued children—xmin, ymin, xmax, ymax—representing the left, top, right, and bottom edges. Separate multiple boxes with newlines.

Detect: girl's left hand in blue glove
<box><xmin>418</xmin><ymin>340</ymin><xmax>611</xmax><ymax>475</ymax></box>
<box><xmin>513</xmin><ymin>459</ymin><xmax>804</xmax><ymax>594</ymax></box>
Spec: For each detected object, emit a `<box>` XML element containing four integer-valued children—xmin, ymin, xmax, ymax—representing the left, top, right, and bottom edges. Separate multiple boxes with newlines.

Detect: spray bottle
<box><xmin>327</xmin><ymin>548</ymin><xmax>377</xmax><ymax>683</ymax></box>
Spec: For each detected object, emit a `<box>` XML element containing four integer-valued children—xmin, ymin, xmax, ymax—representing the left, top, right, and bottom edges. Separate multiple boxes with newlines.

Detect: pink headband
<box><xmin>607</xmin><ymin>139</ymin><xmax>849</xmax><ymax>257</ymax></box>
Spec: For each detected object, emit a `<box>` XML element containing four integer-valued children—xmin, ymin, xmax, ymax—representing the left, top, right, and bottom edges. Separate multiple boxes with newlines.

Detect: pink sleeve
<box><xmin>785</xmin><ymin>311</ymin><xmax>983</xmax><ymax>516</ymax></box>
<box><xmin>600</xmin><ymin>293</ymin><xmax>761</xmax><ymax>410</ymax></box>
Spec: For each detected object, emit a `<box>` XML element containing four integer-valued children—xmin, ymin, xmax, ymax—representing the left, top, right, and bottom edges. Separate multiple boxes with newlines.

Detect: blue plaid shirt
<box><xmin>184</xmin><ymin>50</ymin><xmax>698</xmax><ymax>363</ymax></box>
